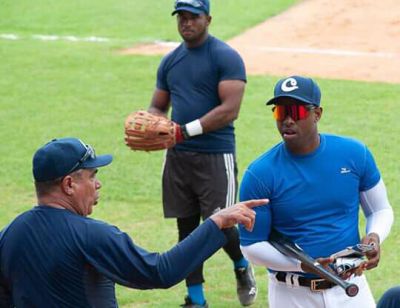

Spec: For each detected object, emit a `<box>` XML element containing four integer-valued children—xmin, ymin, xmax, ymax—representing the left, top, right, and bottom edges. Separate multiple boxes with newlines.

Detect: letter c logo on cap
<box><xmin>281</xmin><ymin>78</ymin><xmax>299</xmax><ymax>92</ymax></box>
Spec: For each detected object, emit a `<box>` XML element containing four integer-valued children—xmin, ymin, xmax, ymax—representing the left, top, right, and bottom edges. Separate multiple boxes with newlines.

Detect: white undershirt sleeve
<box><xmin>241</xmin><ymin>241</ymin><xmax>303</xmax><ymax>272</ymax></box>
<box><xmin>360</xmin><ymin>179</ymin><xmax>394</xmax><ymax>243</ymax></box>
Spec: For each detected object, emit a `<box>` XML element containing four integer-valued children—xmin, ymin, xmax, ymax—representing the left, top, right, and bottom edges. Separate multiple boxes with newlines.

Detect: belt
<box><xmin>275</xmin><ymin>272</ymin><xmax>336</xmax><ymax>292</ymax></box>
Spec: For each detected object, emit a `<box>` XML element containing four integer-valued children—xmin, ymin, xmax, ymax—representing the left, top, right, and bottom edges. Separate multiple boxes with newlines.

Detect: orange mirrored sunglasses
<box><xmin>272</xmin><ymin>104</ymin><xmax>316</xmax><ymax>121</ymax></box>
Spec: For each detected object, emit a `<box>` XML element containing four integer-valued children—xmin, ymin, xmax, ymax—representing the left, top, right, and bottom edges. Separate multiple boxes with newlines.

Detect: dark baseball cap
<box><xmin>33</xmin><ymin>137</ymin><xmax>113</xmax><ymax>182</ymax></box>
<box><xmin>266</xmin><ymin>76</ymin><xmax>321</xmax><ymax>106</ymax></box>
<box><xmin>172</xmin><ymin>0</ymin><xmax>210</xmax><ymax>16</ymax></box>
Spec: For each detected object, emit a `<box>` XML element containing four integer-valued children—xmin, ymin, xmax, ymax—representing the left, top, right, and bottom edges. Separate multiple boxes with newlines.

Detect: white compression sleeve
<box><xmin>241</xmin><ymin>241</ymin><xmax>303</xmax><ymax>272</ymax></box>
<box><xmin>360</xmin><ymin>179</ymin><xmax>394</xmax><ymax>243</ymax></box>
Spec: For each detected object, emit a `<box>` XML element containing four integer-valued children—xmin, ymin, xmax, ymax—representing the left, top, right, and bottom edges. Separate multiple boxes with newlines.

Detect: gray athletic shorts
<box><xmin>162</xmin><ymin>149</ymin><xmax>238</xmax><ymax>219</ymax></box>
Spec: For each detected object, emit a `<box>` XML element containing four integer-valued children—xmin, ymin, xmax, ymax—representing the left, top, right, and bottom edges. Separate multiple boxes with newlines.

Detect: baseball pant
<box><xmin>268</xmin><ymin>273</ymin><xmax>375</xmax><ymax>308</ymax></box>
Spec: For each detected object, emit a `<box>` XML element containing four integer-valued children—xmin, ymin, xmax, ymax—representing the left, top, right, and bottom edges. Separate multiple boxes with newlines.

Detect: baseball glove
<box><xmin>124</xmin><ymin>110</ymin><xmax>183</xmax><ymax>151</ymax></box>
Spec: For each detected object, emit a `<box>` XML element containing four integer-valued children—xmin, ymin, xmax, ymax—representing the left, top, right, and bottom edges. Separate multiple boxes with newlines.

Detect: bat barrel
<box><xmin>345</xmin><ymin>283</ymin><xmax>359</xmax><ymax>297</ymax></box>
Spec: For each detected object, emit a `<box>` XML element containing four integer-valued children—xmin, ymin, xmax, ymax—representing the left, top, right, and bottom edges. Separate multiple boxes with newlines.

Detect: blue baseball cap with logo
<box><xmin>33</xmin><ymin>137</ymin><xmax>113</xmax><ymax>182</ymax></box>
<box><xmin>266</xmin><ymin>76</ymin><xmax>321</xmax><ymax>106</ymax></box>
<box><xmin>172</xmin><ymin>0</ymin><xmax>210</xmax><ymax>16</ymax></box>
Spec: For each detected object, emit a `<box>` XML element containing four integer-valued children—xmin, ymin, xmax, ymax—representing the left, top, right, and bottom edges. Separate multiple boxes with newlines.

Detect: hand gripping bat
<box><xmin>268</xmin><ymin>229</ymin><xmax>359</xmax><ymax>297</ymax></box>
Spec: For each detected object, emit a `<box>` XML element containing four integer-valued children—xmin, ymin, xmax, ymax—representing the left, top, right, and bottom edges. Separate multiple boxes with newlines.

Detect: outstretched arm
<box><xmin>152</xmin><ymin>199</ymin><xmax>267</xmax><ymax>288</ymax></box>
<box><xmin>87</xmin><ymin>199</ymin><xmax>266</xmax><ymax>290</ymax></box>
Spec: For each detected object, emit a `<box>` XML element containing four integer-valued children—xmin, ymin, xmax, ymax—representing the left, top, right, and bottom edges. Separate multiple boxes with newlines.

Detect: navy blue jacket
<box><xmin>0</xmin><ymin>206</ymin><xmax>226</xmax><ymax>307</ymax></box>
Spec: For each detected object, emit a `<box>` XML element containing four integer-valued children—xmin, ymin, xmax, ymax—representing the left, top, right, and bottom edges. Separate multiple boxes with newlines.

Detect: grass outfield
<box><xmin>1</xmin><ymin>0</ymin><xmax>399</xmax><ymax>306</ymax></box>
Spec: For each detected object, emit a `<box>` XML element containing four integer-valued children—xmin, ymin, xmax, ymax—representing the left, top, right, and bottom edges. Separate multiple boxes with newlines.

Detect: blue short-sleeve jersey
<box><xmin>156</xmin><ymin>35</ymin><xmax>246</xmax><ymax>153</ymax></box>
<box><xmin>239</xmin><ymin>134</ymin><xmax>381</xmax><ymax>259</ymax></box>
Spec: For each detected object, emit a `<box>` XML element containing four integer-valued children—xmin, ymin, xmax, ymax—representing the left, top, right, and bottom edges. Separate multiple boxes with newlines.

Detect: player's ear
<box><xmin>61</xmin><ymin>176</ymin><xmax>74</xmax><ymax>195</ymax></box>
<box><xmin>314</xmin><ymin>107</ymin><xmax>323</xmax><ymax>123</ymax></box>
<box><xmin>206</xmin><ymin>15</ymin><xmax>212</xmax><ymax>25</ymax></box>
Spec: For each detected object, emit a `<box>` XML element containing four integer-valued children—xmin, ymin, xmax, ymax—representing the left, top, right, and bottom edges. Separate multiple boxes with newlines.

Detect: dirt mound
<box><xmin>121</xmin><ymin>0</ymin><xmax>400</xmax><ymax>84</ymax></box>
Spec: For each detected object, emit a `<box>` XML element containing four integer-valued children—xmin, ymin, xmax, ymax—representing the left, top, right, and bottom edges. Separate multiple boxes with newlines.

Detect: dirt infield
<box><xmin>121</xmin><ymin>0</ymin><xmax>400</xmax><ymax>84</ymax></box>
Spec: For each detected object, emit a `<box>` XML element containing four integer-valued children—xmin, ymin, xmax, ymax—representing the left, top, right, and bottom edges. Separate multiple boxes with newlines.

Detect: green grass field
<box><xmin>1</xmin><ymin>0</ymin><xmax>399</xmax><ymax>307</ymax></box>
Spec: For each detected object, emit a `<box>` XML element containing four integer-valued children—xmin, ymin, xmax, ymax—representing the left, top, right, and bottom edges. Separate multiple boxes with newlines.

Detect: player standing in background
<box><xmin>239</xmin><ymin>76</ymin><xmax>394</xmax><ymax>308</ymax></box>
<box><xmin>147</xmin><ymin>0</ymin><xmax>257</xmax><ymax>306</ymax></box>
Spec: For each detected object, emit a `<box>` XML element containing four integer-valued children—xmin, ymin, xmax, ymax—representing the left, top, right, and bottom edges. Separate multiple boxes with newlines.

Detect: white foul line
<box><xmin>2</xmin><ymin>34</ymin><xmax>398</xmax><ymax>59</ymax></box>
<box><xmin>151</xmin><ymin>41</ymin><xmax>399</xmax><ymax>59</ymax></box>
<box><xmin>0</xmin><ymin>34</ymin><xmax>19</xmax><ymax>40</ymax></box>
<box><xmin>151</xmin><ymin>41</ymin><xmax>398</xmax><ymax>59</ymax></box>
<box><xmin>1</xmin><ymin>33</ymin><xmax>110</xmax><ymax>43</ymax></box>
<box><xmin>248</xmin><ymin>46</ymin><xmax>398</xmax><ymax>59</ymax></box>
<box><xmin>154</xmin><ymin>40</ymin><xmax>180</xmax><ymax>48</ymax></box>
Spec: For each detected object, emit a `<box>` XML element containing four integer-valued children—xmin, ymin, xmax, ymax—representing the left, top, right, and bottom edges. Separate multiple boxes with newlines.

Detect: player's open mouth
<box><xmin>282</xmin><ymin>129</ymin><xmax>296</xmax><ymax>138</ymax></box>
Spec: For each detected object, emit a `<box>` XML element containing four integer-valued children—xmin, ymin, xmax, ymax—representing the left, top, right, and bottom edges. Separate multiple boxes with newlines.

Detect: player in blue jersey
<box><xmin>0</xmin><ymin>137</ymin><xmax>266</xmax><ymax>307</ymax></box>
<box><xmin>239</xmin><ymin>76</ymin><xmax>394</xmax><ymax>308</ymax></box>
<box><xmin>147</xmin><ymin>0</ymin><xmax>256</xmax><ymax>307</ymax></box>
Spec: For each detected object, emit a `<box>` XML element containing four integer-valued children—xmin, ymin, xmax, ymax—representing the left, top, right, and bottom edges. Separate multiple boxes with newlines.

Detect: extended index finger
<box><xmin>241</xmin><ymin>199</ymin><xmax>269</xmax><ymax>208</ymax></box>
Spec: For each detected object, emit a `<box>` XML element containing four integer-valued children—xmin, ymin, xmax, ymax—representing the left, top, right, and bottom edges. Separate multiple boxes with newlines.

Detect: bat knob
<box><xmin>345</xmin><ymin>284</ymin><xmax>359</xmax><ymax>297</ymax></box>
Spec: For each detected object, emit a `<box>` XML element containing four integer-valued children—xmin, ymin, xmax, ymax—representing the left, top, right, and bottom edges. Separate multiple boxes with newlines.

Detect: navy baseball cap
<box><xmin>266</xmin><ymin>76</ymin><xmax>321</xmax><ymax>106</ymax></box>
<box><xmin>172</xmin><ymin>0</ymin><xmax>210</xmax><ymax>15</ymax></box>
<box><xmin>33</xmin><ymin>137</ymin><xmax>113</xmax><ymax>182</ymax></box>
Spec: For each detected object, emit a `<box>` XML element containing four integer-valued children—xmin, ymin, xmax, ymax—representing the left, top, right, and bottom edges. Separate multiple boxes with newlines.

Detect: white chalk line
<box><xmin>254</xmin><ymin>46</ymin><xmax>398</xmax><ymax>59</ymax></box>
<box><xmin>145</xmin><ymin>41</ymin><xmax>399</xmax><ymax>59</ymax></box>
<box><xmin>151</xmin><ymin>41</ymin><xmax>399</xmax><ymax>59</ymax></box>
<box><xmin>0</xmin><ymin>33</ymin><xmax>110</xmax><ymax>43</ymax></box>
<box><xmin>153</xmin><ymin>40</ymin><xmax>180</xmax><ymax>48</ymax></box>
<box><xmin>2</xmin><ymin>34</ymin><xmax>398</xmax><ymax>59</ymax></box>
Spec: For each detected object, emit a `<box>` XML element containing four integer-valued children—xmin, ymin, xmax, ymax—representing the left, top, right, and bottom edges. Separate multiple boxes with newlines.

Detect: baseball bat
<box><xmin>269</xmin><ymin>229</ymin><xmax>359</xmax><ymax>297</ymax></box>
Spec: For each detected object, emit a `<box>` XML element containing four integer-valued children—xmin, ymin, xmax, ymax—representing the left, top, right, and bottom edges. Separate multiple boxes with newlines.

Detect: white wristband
<box><xmin>185</xmin><ymin>119</ymin><xmax>203</xmax><ymax>137</ymax></box>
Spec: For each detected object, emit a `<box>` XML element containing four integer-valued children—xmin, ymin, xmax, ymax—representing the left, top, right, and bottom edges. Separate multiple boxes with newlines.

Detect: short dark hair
<box><xmin>34</xmin><ymin>178</ymin><xmax>63</xmax><ymax>198</ymax></box>
<box><xmin>34</xmin><ymin>170</ymin><xmax>83</xmax><ymax>198</ymax></box>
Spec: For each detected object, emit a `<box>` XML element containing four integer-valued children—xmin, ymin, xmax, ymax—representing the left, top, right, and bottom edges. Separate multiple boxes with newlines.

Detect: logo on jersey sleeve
<box><xmin>281</xmin><ymin>78</ymin><xmax>299</xmax><ymax>92</ymax></box>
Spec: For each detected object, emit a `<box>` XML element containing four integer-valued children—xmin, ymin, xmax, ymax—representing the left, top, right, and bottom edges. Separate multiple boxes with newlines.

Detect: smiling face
<box><xmin>274</xmin><ymin>97</ymin><xmax>323</xmax><ymax>155</ymax></box>
<box><xmin>176</xmin><ymin>11</ymin><xmax>211</xmax><ymax>47</ymax></box>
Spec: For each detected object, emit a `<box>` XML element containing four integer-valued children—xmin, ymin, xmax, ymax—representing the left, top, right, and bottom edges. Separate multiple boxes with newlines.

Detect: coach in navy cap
<box><xmin>32</xmin><ymin>137</ymin><xmax>113</xmax><ymax>216</ymax></box>
<box><xmin>33</xmin><ymin>137</ymin><xmax>113</xmax><ymax>182</ymax></box>
<box><xmin>0</xmin><ymin>137</ymin><xmax>265</xmax><ymax>307</ymax></box>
